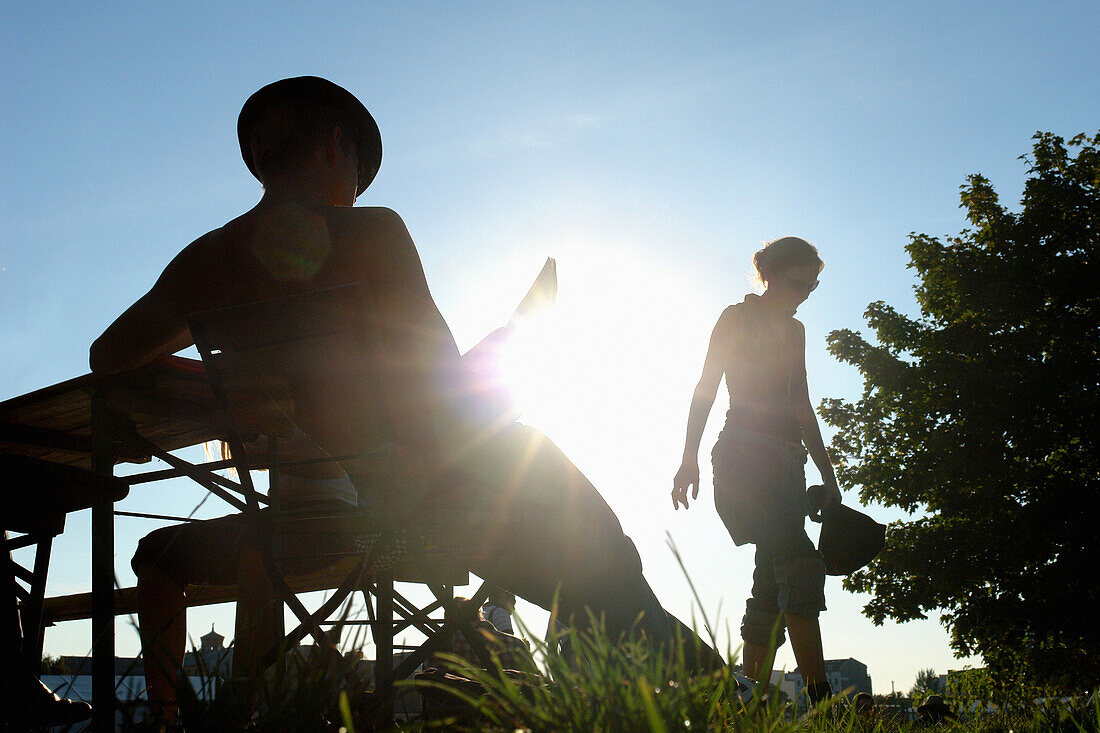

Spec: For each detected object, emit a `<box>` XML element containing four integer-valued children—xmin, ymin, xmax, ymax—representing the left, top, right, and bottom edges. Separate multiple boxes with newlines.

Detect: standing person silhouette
<box><xmin>671</xmin><ymin>237</ymin><xmax>839</xmax><ymax>706</ymax></box>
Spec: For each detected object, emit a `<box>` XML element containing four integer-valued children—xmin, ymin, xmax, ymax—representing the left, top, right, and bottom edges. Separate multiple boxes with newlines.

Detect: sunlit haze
<box><xmin>2</xmin><ymin>1</ymin><xmax>1097</xmax><ymax>695</ymax></box>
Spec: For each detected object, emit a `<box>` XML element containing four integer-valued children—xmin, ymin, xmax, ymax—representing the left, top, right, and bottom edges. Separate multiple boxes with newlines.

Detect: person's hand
<box><xmin>672</xmin><ymin>458</ymin><xmax>700</xmax><ymax>510</ymax></box>
<box><xmin>822</xmin><ymin>474</ymin><xmax>842</xmax><ymax>509</ymax></box>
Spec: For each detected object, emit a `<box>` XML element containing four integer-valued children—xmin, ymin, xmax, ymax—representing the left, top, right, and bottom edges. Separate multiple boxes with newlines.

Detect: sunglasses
<box><xmin>781</xmin><ymin>275</ymin><xmax>820</xmax><ymax>294</ymax></box>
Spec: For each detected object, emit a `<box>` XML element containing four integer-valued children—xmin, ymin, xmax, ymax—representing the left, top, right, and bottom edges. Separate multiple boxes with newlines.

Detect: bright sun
<box><xmin>487</xmin><ymin>249</ymin><xmax>715</xmax><ymax>498</ymax></box>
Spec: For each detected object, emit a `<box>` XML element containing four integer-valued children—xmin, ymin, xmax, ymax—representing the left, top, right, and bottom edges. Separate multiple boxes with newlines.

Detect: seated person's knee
<box><xmin>131</xmin><ymin>526</ymin><xmax>190</xmax><ymax>589</ymax></box>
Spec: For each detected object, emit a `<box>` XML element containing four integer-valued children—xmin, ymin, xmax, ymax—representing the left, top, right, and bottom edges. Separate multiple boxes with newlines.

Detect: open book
<box><xmin>461</xmin><ymin>257</ymin><xmax>556</xmax><ymax>419</ymax></box>
<box><xmin>508</xmin><ymin>257</ymin><xmax>557</xmax><ymax>326</ymax></box>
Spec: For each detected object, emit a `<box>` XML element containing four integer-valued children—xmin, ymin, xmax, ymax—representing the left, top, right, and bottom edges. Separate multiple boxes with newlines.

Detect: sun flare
<box><xmin>486</xmin><ymin>250</ymin><xmax>714</xmax><ymax>501</ymax></box>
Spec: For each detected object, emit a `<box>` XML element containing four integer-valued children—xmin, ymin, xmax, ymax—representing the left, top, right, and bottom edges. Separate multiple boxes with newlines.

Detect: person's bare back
<box><xmin>93</xmin><ymin>197</ymin><xmax>473</xmax><ymax>473</ymax></box>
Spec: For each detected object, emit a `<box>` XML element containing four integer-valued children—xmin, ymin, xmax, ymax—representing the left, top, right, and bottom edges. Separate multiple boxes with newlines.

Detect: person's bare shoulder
<box><xmin>337</xmin><ymin>205</ymin><xmax>414</xmax><ymax>253</ymax></box>
<box><xmin>330</xmin><ymin>206</ymin><xmax>431</xmax><ymax>292</ymax></box>
<box><xmin>161</xmin><ymin>226</ymin><xmax>227</xmax><ymax>283</ymax></box>
<box><xmin>89</xmin><ymin>225</ymin><xmax>229</xmax><ymax>374</ymax></box>
<box><xmin>716</xmin><ymin>303</ymin><xmax>747</xmax><ymax>339</ymax></box>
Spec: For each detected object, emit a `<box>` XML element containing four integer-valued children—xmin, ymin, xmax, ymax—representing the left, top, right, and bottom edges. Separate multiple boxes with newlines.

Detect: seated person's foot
<box><xmin>129</xmin><ymin>717</ymin><xmax>184</xmax><ymax>733</ymax></box>
<box><xmin>134</xmin><ymin>700</ymin><xmax>182</xmax><ymax>733</ymax></box>
<box><xmin>15</xmin><ymin>676</ymin><xmax>93</xmax><ymax>726</ymax></box>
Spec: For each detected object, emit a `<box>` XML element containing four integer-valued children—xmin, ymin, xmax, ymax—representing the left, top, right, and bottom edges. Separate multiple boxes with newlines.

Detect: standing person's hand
<box><xmin>672</xmin><ymin>458</ymin><xmax>700</xmax><ymax>509</ymax></box>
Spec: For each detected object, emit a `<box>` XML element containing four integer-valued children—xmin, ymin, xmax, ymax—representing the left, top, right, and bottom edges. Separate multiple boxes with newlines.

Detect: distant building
<box><xmin>58</xmin><ymin>654</ymin><xmax>143</xmax><ymax>677</ymax></box>
<box><xmin>183</xmin><ymin>624</ymin><xmax>233</xmax><ymax>680</ymax></box>
<box><xmin>59</xmin><ymin>624</ymin><xmax>234</xmax><ymax>681</ymax></box>
<box><xmin>782</xmin><ymin>658</ymin><xmax>873</xmax><ymax>709</ymax></box>
<box><xmin>50</xmin><ymin>628</ymin><xmax>376</xmax><ymax>708</ymax></box>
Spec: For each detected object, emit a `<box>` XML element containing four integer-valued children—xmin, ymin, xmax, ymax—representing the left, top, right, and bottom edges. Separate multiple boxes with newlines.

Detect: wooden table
<box><xmin>2</xmin><ymin>354</ymin><xmax>471</xmax><ymax>731</ymax></box>
<box><xmin>1</xmin><ymin>355</ymin><xmax>226</xmax><ymax>732</ymax></box>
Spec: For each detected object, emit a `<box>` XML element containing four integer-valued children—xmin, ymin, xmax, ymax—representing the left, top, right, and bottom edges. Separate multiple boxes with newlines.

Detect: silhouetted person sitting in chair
<box><xmin>90</xmin><ymin>76</ymin><xmax>715</xmax><ymax>727</ymax></box>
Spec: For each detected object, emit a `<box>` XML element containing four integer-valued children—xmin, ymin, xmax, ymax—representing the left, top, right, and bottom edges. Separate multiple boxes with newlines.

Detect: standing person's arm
<box><xmin>791</xmin><ymin>320</ymin><xmax>841</xmax><ymax>507</ymax></box>
<box><xmin>672</xmin><ymin>307</ymin><xmax>736</xmax><ymax>510</ymax></box>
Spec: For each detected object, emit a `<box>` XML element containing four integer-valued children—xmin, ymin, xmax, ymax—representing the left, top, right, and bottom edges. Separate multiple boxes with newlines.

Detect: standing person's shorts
<box><xmin>712</xmin><ymin>428</ymin><xmax>826</xmax><ymax>647</ymax></box>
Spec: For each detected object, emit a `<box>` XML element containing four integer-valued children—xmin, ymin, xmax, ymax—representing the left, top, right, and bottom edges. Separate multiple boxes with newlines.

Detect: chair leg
<box><xmin>2</xmin><ymin>532</ymin><xmax>24</xmax><ymax>696</ymax></box>
<box><xmin>19</xmin><ymin>535</ymin><xmax>52</xmax><ymax>676</ymax></box>
<box><xmin>267</xmin><ymin>440</ymin><xmax>287</xmax><ymax>648</ymax></box>
<box><xmin>388</xmin><ymin>584</ymin><xmax>458</xmax><ymax>682</ymax></box>
<box><xmin>373</xmin><ymin>571</ymin><xmax>394</xmax><ymax>710</ymax></box>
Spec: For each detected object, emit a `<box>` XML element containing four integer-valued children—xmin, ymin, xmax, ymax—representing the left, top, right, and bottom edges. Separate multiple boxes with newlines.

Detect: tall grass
<box><xmin>118</xmin><ymin>543</ymin><xmax>1098</xmax><ymax>733</ymax></box>
<box><xmin>408</xmin><ymin>623</ymin><xmax>1099</xmax><ymax>733</ymax></box>
<box><xmin>121</xmin><ymin>612</ymin><xmax>1098</xmax><ymax>732</ymax></box>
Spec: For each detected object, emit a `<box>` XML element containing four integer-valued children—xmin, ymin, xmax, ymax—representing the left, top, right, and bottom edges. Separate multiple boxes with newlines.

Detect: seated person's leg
<box><xmin>131</xmin><ymin>475</ymin><xmax>354</xmax><ymax>714</ymax></box>
<box><xmin>231</xmin><ymin>543</ymin><xmax>276</xmax><ymax>682</ymax></box>
<box><xmin>132</xmin><ymin>515</ymin><xmax>254</xmax><ymax>720</ymax></box>
<box><xmin>133</xmin><ymin>562</ymin><xmax>187</xmax><ymax>721</ymax></box>
<box><xmin>431</xmin><ymin>424</ymin><xmax>674</xmax><ymax>644</ymax></box>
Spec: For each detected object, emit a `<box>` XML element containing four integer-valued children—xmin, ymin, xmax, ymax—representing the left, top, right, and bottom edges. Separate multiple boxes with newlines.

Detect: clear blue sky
<box><xmin>2</xmin><ymin>1</ymin><xmax>1096</xmax><ymax>694</ymax></box>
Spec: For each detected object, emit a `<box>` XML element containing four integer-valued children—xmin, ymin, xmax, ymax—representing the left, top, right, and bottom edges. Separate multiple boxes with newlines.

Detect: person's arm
<box><xmin>791</xmin><ymin>319</ymin><xmax>841</xmax><ymax>507</ymax></box>
<box><xmin>89</xmin><ymin>236</ymin><xmax>213</xmax><ymax>374</ymax></box>
<box><xmin>672</xmin><ymin>307</ymin><xmax>735</xmax><ymax>510</ymax></box>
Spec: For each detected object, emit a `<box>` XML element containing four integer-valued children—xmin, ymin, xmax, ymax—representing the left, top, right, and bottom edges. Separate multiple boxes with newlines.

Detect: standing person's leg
<box><xmin>784</xmin><ymin>614</ymin><xmax>825</xmax><ymax>685</ymax></box>
<box><xmin>771</xmin><ymin>535</ymin><xmax>829</xmax><ymax>702</ymax></box>
<box><xmin>739</xmin><ymin>543</ymin><xmax>785</xmax><ymax>684</ymax></box>
<box><xmin>713</xmin><ymin>434</ymin><xmax>794</xmax><ymax>683</ymax></box>
<box><xmin>741</xmin><ymin>435</ymin><xmax>829</xmax><ymax>702</ymax></box>
<box><xmin>738</xmin><ymin>533</ymin><xmax>827</xmax><ymax>698</ymax></box>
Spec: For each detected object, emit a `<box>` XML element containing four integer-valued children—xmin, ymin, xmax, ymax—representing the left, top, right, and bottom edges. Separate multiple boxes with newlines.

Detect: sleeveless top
<box><xmin>721</xmin><ymin>294</ymin><xmax>805</xmax><ymax>444</ymax></box>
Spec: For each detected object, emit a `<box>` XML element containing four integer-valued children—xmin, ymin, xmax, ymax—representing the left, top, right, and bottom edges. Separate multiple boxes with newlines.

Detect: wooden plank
<box><xmin>41</xmin><ymin>558</ymin><xmax>468</xmax><ymax>624</ymax></box>
<box><xmin>0</xmin><ymin>357</ymin><xmax>218</xmax><ymax>467</ymax></box>
<box><xmin>0</xmin><ymin>422</ymin><xmax>92</xmax><ymax>456</ymax></box>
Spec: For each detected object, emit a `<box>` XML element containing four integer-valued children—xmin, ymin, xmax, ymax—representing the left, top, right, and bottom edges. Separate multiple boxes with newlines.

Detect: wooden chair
<box><xmin>1</xmin><ymin>454</ymin><xmax>128</xmax><ymax>674</ymax></box>
<box><xmin>185</xmin><ymin>284</ymin><xmax>493</xmax><ymax>713</ymax></box>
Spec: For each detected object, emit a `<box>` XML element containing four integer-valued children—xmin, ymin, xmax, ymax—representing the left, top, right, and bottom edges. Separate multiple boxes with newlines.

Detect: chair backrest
<box><xmin>187</xmin><ymin>283</ymin><xmax>372</xmax><ymax>442</ymax></box>
<box><xmin>187</xmin><ymin>284</ymin><xmax>477</xmax><ymax>683</ymax></box>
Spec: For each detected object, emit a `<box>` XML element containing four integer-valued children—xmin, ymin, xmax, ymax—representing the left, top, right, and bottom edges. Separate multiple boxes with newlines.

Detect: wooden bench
<box><xmin>2</xmin><ymin>454</ymin><xmax>129</xmax><ymax>675</ymax></box>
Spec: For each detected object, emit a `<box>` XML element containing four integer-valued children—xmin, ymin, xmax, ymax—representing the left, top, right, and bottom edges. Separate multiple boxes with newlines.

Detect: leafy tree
<box><xmin>909</xmin><ymin>667</ymin><xmax>944</xmax><ymax>700</ymax></box>
<box><xmin>40</xmin><ymin>654</ymin><xmax>69</xmax><ymax>675</ymax></box>
<box><xmin>873</xmin><ymin>691</ymin><xmax>908</xmax><ymax>707</ymax></box>
<box><xmin>821</xmin><ymin>132</ymin><xmax>1100</xmax><ymax>693</ymax></box>
<box><xmin>946</xmin><ymin>667</ymin><xmax>999</xmax><ymax>711</ymax></box>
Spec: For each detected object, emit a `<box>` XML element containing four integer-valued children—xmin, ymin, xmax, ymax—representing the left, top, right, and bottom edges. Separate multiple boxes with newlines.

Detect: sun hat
<box><xmin>807</xmin><ymin>485</ymin><xmax>887</xmax><ymax>576</ymax></box>
<box><xmin>237</xmin><ymin>76</ymin><xmax>383</xmax><ymax>196</ymax></box>
<box><xmin>917</xmin><ymin>693</ymin><xmax>955</xmax><ymax>720</ymax></box>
